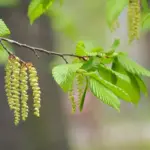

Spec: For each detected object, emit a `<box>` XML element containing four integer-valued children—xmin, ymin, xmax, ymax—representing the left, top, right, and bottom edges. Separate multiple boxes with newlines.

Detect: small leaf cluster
<box><xmin>52</xmin><ymin>39</ymin><xmax>150</xmax><ymax>111</ymax></box>
<box><xmin>5</xmin><ymin>55</ymin><xmax>41</xmax><ymax>125</ymax></box>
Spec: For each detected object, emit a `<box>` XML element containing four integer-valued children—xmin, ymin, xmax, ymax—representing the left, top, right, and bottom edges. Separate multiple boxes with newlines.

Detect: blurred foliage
<box><xmin>0</xmin><ymin>0</ymin><xmax>19</xmax><ymax>7</ymax></box>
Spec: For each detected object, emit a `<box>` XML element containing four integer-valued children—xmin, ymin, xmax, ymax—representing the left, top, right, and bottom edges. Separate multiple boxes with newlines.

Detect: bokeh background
<box><xmin>0</xmin><ymin>0</ymin><xmax>150</xmax><ymax>150</ymax></box>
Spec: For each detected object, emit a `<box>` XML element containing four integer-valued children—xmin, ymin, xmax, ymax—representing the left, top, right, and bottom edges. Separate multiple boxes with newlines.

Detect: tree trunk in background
<box><xmin>0</xmin><ymin>1</ymin><xmax>69</xmax><ymax>150</ymax></box>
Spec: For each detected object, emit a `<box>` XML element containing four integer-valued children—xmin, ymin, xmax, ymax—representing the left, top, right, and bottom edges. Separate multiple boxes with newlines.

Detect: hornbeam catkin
<box><xmin>76</xmin><ymin>74</ymin><xmax>85</xmax><ymax>109</ymax></box>
<box><xmin>128</xmin><ymin>0</ymin><xmax>141</xmax><ymax>43</ymax></box>
<box><xmin>5</xmin><ymin>56</ymin><xmax>14</xmax><ymax>110</ymax></box>
<box><xmin>68</xmin><ymin>89</ymin><xmax>76</xmax><ymax>113</ymax></box>
<box><xmin>28</xmin><ymin>63</ymin><xmax>41</xmax><ymax>117</ymax></box>
<box><xmin>20</xmin><ymin>64</ymin><xmax>29</xmax><ymax>121</ymax></box>
<box><xmin>11</xmin><ymin>57</ymin><xmax>21</xmax><ymax>125</ymax></box>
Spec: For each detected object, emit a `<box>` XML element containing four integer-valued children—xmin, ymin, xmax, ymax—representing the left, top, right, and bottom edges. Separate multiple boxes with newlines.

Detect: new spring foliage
<box><xmin>52</xmin><ymin>39</ymin><xmax>150</xmax><ymax>112</ymax></box>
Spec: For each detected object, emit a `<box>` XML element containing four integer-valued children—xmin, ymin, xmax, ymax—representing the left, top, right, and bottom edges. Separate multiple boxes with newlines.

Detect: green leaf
<box><xmin>79</xmin><ymin>78</ymin><xmax>88</xmax><ymax>112</ymax></box>
<box><xmin>110</xmin><ymin>38</ymin><xmax>120</xmax><ymax>50</ymax></box>
<box><xmin>98</xmin><ymin>64</ymin><xmax>130</xmax><ymax>83</ymax></box>
<box><xmin>135</xmin><ymin>75</ymin><xmax>148</xmax><ymax>96</ymax></box>
<box><xmin>111</xmin><ymin>60</ymin><xmax>117</xmax><ymax>84</ymax></box>
<box><xmin>100</xmin><ymin>57</ymin><xmax>114</xmax><ymax>64</ymax></box>
<box><xmin>106</xmin><ymin>0</ymin><xmax>128</xmax><ymax>28</ymax></box>
<box><xmin>0</xmin><ymin>19</ymin><xmax>10</xmax><ymax>36</ymax></box>
<box><xmin>0</xmin><ymin>45</ymin><xmax>8</xmax><ymax>64</ymax></box>
<box><xmin>81</xmin><ymin>57</ymin><xmax>100</xmax><ymax>72</ymax></box>
<box><xmin>142</xmin><ymin>13</ymin><xmax>150</xmax><ymax>31</ymax></box>
<box><xmin>75</xmin><ymin>41</ymin><xmax>102</xmax><ymax>57</ymax></box>
<box><xmin>89</xmin><ymin>77</ymin><xmax>120</xmax><ymax>111</ymax></box>
<box><xmin>52</xmin><ymin>63</ymin><xmax>83</xmax><ymax>92</ymax></box>
<box><xmin>112</xmin><ymin>60</ymin><xmax>140</xmax><ymax>104</ymax></box>
<box><xmin>91</xmin><ymin>47</ymin><xmax>104</xmax><ymax>53</ymax></box>
<box><xmin>117</xmin><ymin>54</ymin><xmax>150</xmax><ymax>77</ymax></box>
<box><xmin>86</xmin><ymin>72</ymin><xmax>131</xmax><ymax>102</ymax></box>
<box><xmin>28</xmin><ymin>0</ymin><xmax>53</xmax><ymax>24</ymax></box>
<box><xmin>75</xmin><ymin>41</ymin><xmax>87</xmax><ymax>56</ymax></box>
<box><xmin>105</xmin><ymin>39</ymin><xmax>120</xmax><ymax>56</ymax></box>
<box><xmin>0</xmin><ymin>41</ymin><xmax>13</xmax><ymax>64</ymax></box>
<box><xmin>141</xmin><ymin>0</ymin><xmax>149</xmax><ymax>13</ymax></box>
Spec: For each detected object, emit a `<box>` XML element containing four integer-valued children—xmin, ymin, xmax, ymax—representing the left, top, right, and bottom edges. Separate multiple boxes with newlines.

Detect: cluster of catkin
<box><xmin>68</xmin><ymin>73</ymin><xmax>86</xmax><ymax>113</ymax></box>
<box><xmin>127</xmin><ymin>0</ymin><xmax>141</xmax><ymax>43</ymax></box>
<box><xmin>5</xmin><ymin>55</ymin><xmax>41</xmax><ymax>125</ymax></box>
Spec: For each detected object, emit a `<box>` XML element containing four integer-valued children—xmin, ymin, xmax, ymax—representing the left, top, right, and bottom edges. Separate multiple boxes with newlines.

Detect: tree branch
<box><xmin>0</xmin><ymin>37</ymin><xmax>88</xmax><ymax>63</ymax></box>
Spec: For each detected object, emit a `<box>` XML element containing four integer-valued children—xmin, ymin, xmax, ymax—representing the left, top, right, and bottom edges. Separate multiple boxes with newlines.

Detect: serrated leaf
<box><xmin>98</xmin><ymin>64</ymin><xmax>130</xmax><ymax>83</ymax></box>
<box><xmin>28</xmin><ymin>0</ymin><xmax>53</xmax><ymax>24</ymax></box>
<box><xmin>79</xmin><ymin>78</ymin><xmax>88</xmax><ymax>112</ymax></box>
<box><xmin>112</xmin><ymin>60</ymin><xmax>140</xmax><ymax>104</ymax></box>
<box><xmin>52</xmin><ymin>63</ymin><xmax>83</xmax><ymax>92</ymax></box>
<box><xmin>86</xmin><ymin>72</ymin><xmax>131</xmax><ymax>102</ymax></box>
<box><xmin>89</xmin><ymin>77</ymin><xmax>120</xmax><ymax>111</ymax></box>
<box><xmin>107</xmin><ymin>0</ymin><xmax>128</xmax><ymax>28</ymax></box>
<box><xmin>117</xmin><ymin>54</ymin><xmax>150</xmax><ymax>77</ymax></box>
<box><xmin>135</xmin><ymin>75</ymin><xmax>148</xmax><ymax>96</ymax></box>
<box><xmin>0</xmin><ymin>19</ymin><xmax>10</xmax><ymax>36</ymax></box>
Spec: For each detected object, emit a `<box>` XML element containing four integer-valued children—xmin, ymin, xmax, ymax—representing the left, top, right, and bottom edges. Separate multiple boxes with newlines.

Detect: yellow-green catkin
<box><xmin>20</xmin><ymin>64</ymin><xmax>28</xmax><ymax>121</ymax></box>
<box><xmin>11</xmin><ymin>57</ymin><xmax>21</xmax><ymax>125</ymax></box>
<box><xmin>5</xmin><ymin>56</ymin><xmax>14</xmax><ymax>110</ymax></box>
<box><xmin>68</xmin><ymin>89</ymin><xmax>76</xmax><ymax>113</ymax></box>
<box><xmin>128</xmin><ymin>0</ymin><xmax>141</xmax><ymax>43</ymax></box>
<box><xmin>76</xmin><ymin>74</ymin><xmax>85</xmax><ymax>109</ymax></box>
<box><xmin>28</xmin><ymin>63</ymin><xmax>41</xmax><ymax>117</ymax></box>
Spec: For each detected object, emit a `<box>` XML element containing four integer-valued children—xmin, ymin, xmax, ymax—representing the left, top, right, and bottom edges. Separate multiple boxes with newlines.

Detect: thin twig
<box><xmin>0</xmin><ymin>37</ymin><xmax>105</xmax><ymax>63</ymax></box>
<box><xmin>0</xmin><ymin>37</ymin><xmax>87</xmax><ymax>60</ymax></box>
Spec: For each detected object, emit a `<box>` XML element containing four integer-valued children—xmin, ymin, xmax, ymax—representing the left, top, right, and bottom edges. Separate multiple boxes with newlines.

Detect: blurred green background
<box><xmin>0</xmin><ymin>0</ymin><xmax>150</xmax><ymax>150</ymax></box>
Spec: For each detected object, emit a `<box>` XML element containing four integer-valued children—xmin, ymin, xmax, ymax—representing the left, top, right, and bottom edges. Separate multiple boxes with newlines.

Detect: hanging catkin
<box><xmin>127</xmin><ymin>0</ymin><xmax>141</xmax><ymax>43</ymax></box>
